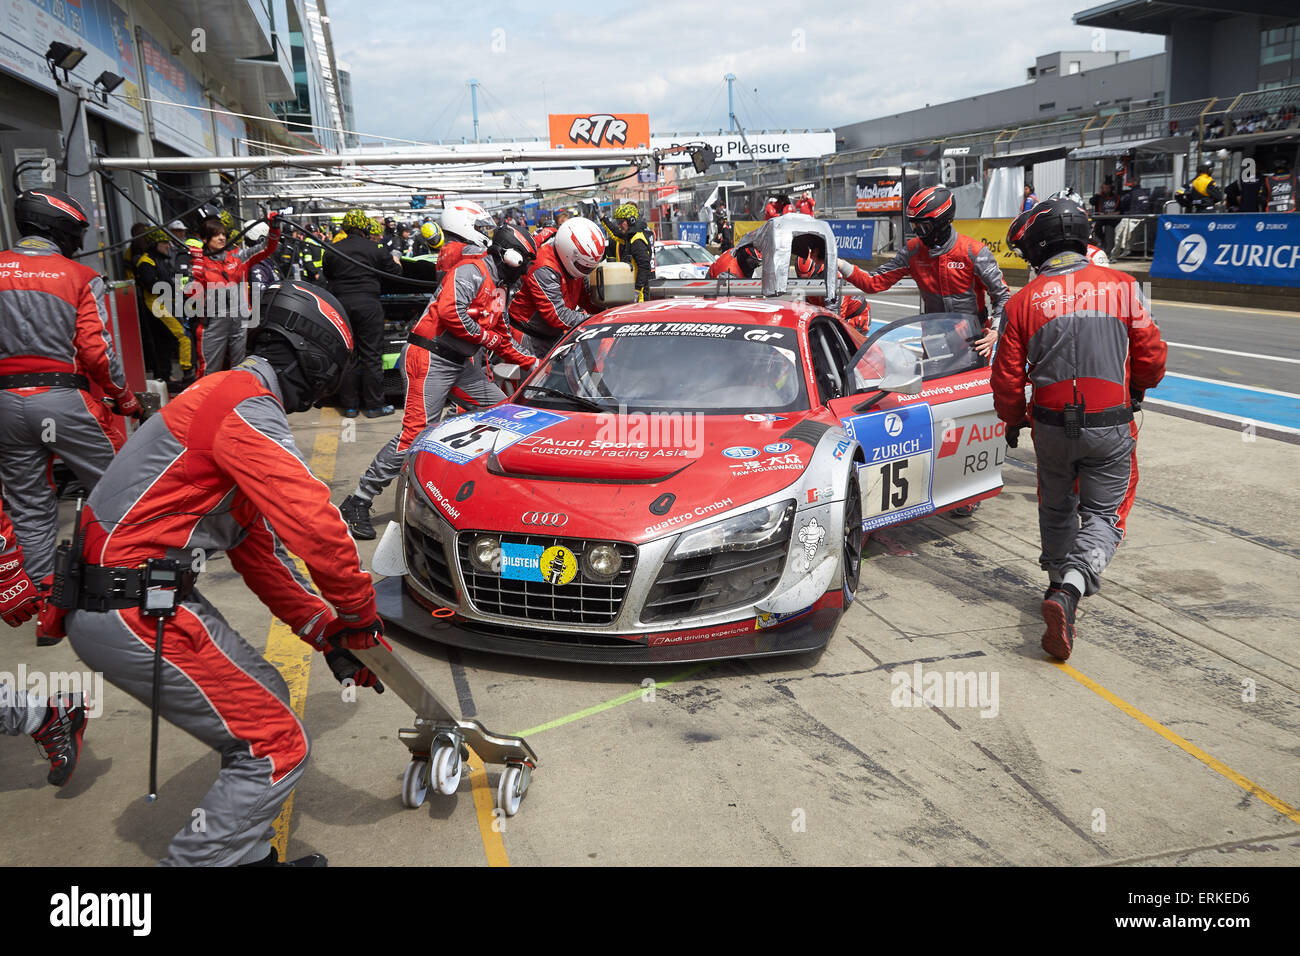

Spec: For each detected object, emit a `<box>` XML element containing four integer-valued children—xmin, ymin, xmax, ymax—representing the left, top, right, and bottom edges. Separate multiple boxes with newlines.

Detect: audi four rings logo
<box><xmin>522</xmin><ymin>512</ymin><xmax>570</xmax><ymax>526</ymax></box>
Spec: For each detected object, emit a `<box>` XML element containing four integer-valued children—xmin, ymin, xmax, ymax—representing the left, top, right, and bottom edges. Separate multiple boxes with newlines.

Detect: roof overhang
<box><xmin>1074</xmin><ymin>1</ymin><xmax>1294</xmax><ymax>35</ymax></box>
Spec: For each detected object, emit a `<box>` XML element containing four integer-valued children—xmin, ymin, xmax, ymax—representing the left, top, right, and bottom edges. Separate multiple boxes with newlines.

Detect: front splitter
<box><xmin>375</xmin><ymin>576</ymin><xmax>841</xmax><ymax>665</ymax></box>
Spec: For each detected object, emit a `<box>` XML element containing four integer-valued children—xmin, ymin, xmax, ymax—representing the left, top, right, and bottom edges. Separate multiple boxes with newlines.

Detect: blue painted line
<box><xmin>1152</xmin><ymin>375</ymin><xmax>1300</xmax><ymax>431</ymax></box>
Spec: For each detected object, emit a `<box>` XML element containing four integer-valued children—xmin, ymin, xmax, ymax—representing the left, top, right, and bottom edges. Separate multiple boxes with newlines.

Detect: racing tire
<box><xmin>842</xmin><ymin>468</ymin><xmax>864</xmax><ymax>599</ymax></box>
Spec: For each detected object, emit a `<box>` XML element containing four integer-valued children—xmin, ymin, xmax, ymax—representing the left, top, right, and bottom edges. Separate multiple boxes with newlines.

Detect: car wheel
<box><xmin>842</xmin><ymin>469</ymin><xmax>863</xmax><ymax>598</ymax></box>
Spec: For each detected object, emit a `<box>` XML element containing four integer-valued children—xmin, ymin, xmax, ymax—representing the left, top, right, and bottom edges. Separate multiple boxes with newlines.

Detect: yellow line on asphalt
<box><xmin>1053</xmin><ymin>661</ymin><xmax>1300</xmax><ymax>825</ymax></box>
<box><xmin>265</xmin><ymin>410</ymin><xmax>341</xmax><ymax>859</ymax></box>
<box><xmin>513</xmin><ymin>663</ymin><xmax>712</xmax><ymax>738</ymax></box>
<box><xmin>468</xmin><ymin>755</ymin><xmax>509</xmax><ymax>867</ymax></box>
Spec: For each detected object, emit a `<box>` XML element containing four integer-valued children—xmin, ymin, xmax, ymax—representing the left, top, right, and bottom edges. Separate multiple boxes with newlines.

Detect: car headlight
<box><xmin>669</xmin><ymin>500</ymin><xmax>795</xmax><ymax>560</ymax></box>
<box><xmin>470</xmin><ymin>534</ymin><xmax>500</xmax><ymax>572</ymax></box>
<box><xmin>406</xmin><ymin>477</ymin><xmax>437</xmax><ymax>528</ymax></box>
<box><xmin>583</xmin><ymin>542</ymin><xmax>623</xmax><ymax>581</ymax></box>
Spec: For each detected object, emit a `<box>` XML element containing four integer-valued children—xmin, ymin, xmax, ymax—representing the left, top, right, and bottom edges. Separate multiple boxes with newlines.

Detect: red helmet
<box><xmin>490</xmin><ymin>224</ymin><xmax>538</xmax><ymax>284</ymax></box>
<box><xmin>1007</xmin><ymin>197</ymin><xmax>1090</xmax><ymax>269</ymax></box>
<box><xmin>795</xmin><ymin>250</ymin><xmax>824</xmax><ymax>278</ymax></box>
<box><xmin>734</xmin><ymin>243</ymin><xmax>762</xmax><ymax>277</ymax></box>
<box><xmin>15</xmin><ymin>188</ymin><xmax>89</xmax><ymax>256</ymax></box>
<box><xmin>906</xmin><ymin>186</ymin><xmax>955</xmax><ymax>247</ymax></box>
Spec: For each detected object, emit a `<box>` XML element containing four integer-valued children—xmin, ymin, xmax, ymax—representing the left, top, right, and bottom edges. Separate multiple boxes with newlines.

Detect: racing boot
<box><xmin>1040</xmin><ymin>583</ymin><xmax>1079</xmax><ymax>661</ymax></box>
<box><xmin>951</xmin><ymin>501</ymin><xmax>981</xmax><ymax>518</ymax></box>
<box><xmin>364</xmin><ymin>405</ymin><xmax>396</xmax><ymax>418</ymax></box>
<box><xmin>32</xmin><ymin>693</ymin><xmax>87</xmax><ymax>787</ymax></box>
<box><xmin>340</xmin><ymin>495</ymin><xmax>376</xmax><ymax>541</ymax></box>
<box><xmin>239</xmin><ymin>847</ymin><xmax>328</xmax><ymax>867</ymax></box>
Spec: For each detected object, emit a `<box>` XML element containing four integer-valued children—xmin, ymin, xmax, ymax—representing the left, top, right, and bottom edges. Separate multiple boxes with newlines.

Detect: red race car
<box><xmin>374</xmin><ymin>220</ymin><xmax>1007</xmax><ymax>663</ymax></box>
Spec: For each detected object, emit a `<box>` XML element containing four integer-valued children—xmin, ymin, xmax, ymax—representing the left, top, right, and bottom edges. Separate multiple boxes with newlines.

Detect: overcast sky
<box><xmin>329</xmin><ymin>0</ymin><xmax>1166</xmax><ymax>145</ymax></box>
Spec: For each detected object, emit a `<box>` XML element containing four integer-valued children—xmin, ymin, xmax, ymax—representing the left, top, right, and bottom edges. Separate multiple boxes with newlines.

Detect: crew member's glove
<box><xmin>837</xmin><ymin>260</ymin><xmax>855</xmax><ymax>280</ymax></box>
<box><xmin>0</xmin><ymin>548</ymin><xmax>39</xmax><ymax>627</ymax></box>
<box><xmin>108</xmin><ymin>388</ymin><xmax>143</xmax><ymax>421</ymax></box>
<box><xmin>307</xmin><ymin>615</ymin><xmax>390</xmax><ymax>653</ymax></box>
<box><xmin>36</xmin><ymin>574</ymin><xmax>67</xmax><ymax>643</ymax></box>
<box><xmin>324</xmin><ymin>648</ymin><xmax>384</xmax><ymax>693</ymax></box>
<box><xmin>1006</xmin><ymin>421</ymin><xmax>1029</xmax><ymax>449</ymax></box>
<box><xmin>483</xmin><ymin>332</ymin><xmax>537</xmax><ymax>371</ymax></box>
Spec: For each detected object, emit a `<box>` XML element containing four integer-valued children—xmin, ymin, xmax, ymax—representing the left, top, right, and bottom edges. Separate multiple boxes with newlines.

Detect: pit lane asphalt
<box><xmin>4</xmin><ymin>392</ymin><xmax>1298</xmax><ymax>866</ymax></box>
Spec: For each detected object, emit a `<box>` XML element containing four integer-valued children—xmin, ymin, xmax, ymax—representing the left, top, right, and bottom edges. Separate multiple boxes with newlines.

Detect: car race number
<box><xmin>843</xmin><ymin>404</ymin><xmax>935</xmax><ymax>531</ymax></box>
<box><xmin>414</xmin><ymin>404</ymin><xmax>568</xmax><ymax>465</ymax></box>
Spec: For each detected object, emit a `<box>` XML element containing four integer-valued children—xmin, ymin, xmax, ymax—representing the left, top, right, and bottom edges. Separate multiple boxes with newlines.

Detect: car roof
<box><xmin>596</xmin><ymin>297</ymin><xmax>813</xmax><ymax>329</ymax></box>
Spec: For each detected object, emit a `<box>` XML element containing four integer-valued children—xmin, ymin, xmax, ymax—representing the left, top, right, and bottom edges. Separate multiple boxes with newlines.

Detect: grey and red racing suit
<box><xmin>507</xmin><ymin>242</ymin><xmax>588</xmax><ymax>356</ymax></box>
<box><xmin>992</xmin><ymin>251</ymin><xmax>1167</xmax><ymax>594</ymax></box>
<box><xmin>842</xmin><ymin>231</ymin><xmax>1011</xmax><ymax>333</ymax></box>
<box><xmin>354</xmin><ymin>254</ymin><xmax>535</xmax><ymax>504</ymax></box>
<box><xmin>0</xmin><ymin>236</ymin><xmax>130</xmax><ymax>583</ymax></box>
<box><xmin>65</xmin><ymin>355</ymin><xmax>377</xmax><ymax>866</ymax></box>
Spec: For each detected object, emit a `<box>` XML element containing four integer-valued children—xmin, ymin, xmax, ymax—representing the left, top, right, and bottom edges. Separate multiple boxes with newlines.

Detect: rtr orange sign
<box><xmin>548</xmin><ymin>113</ymin><xmax>650</xmax><ymax>149</ymax></box>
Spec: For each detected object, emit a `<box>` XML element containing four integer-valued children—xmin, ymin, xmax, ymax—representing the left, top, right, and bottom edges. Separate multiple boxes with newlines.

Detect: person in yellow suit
<box><xmin>134</xmin><ymin>228</ymin><xmax>194</xmax><ymax>391</ymax></box>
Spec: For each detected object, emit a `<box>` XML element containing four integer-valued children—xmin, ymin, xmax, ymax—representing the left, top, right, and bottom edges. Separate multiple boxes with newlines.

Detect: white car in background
<box><xmin>654</xmin><ymin>240</ymin><xmax>715</xmax><ymax>278</ymax></box>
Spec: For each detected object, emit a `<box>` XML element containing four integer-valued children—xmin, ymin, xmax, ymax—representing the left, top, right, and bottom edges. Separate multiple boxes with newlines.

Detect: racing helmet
<box><xmin>1197</xmin><ymin>160</ymin><xmax>1214</xmax><ymax>175</ymax></box>
<box><xmin>1006</xmin><ymin>197</ymin><xmax>1090</xmax><ymax>270</ymax></box>
<box><xmin>439</xmin><ymin>200</ymin><xmax>495</xmax><ymax>247</ymax></box>
<box><xmin>254</xmin><ymin>281</ymin><xmax>355</xmax><ymax>411</ymax></box>
<box><xmin>419</xmin><ymin>220</ymin><xmax>445</xmax><ymax>250</ymax></box>
<box><xmin>15</xmin><ymin>188</ymin><xmax>89</xmax><ymax>257</ymax></box>
<box><xmin>242</xmin><ymin>220</ymin><xmax>270</xmax><ymax>245</ymax></box>
<box><xmin>489</xmin><ymin>224</ymin><xmax>538</xmax><ymax>285</ymax></box>
<box><xmin>613</xmin><ymin>202</ymin><xmax>639</xmax><ymax>222</ymax></box>
<box><xmin>554</xmin><ymin>217</ymin><xmax>606</xmax><ymax>277</ymax></box>
<box><xmin>734</xmin><ymin>243</ymin><xmax>763</xmax><ymax>277</ymax></box>
<box><xmin>906</xmin><ymin>186</ymin><xmax>955</xmax><ymax>247</ymax></box>
<box><xmin>367</xmin><ymin>218</ymin><xmax>384</xmax><ymax>238</ymax></box>
<box><xmin>791</xmin><ymin>234</ymin><xmax>827</xmax><ymax>279</ymax></box>
<box><xmin>341</xmin><ymin>208</ymin><xmax>370</xmax><ymax>234</ymax></box>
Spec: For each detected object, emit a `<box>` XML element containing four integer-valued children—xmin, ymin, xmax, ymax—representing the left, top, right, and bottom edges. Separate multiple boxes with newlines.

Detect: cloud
<box><xmin>329</xmin><ymin>0</ymin><xmax>1165</xmax><ymax>144</ymax></box>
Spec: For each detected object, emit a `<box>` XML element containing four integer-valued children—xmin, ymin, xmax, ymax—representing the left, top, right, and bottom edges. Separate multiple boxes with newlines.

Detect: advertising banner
<box><xmin>1151</xmin><ymin>214</ymin><xmax>1300</xmax><ymax>287</ymax></box>
<box><xmin>0</xmin><ymin>0</ymin><xmax>144</xmax><ymax>132</ymax></box>
<box><xmin>733</xmin><ymin>220</ymin><xmax>764</xmax><ymax>243</ymax></box>
<box><xmin>549</xmin><ymin>113</ymin><xmax>650</xmax><ymax>149</ymax></box>
<box><xmin>677</xmin><ymin>221</ymin><xmax>708</xmax><ymax>245</ymax></box>
<box><xmin>211</xmin><ymin>101</ymin><xmax>248</xmax><ymax>156</ymax></box>
<box><xmin>857</xmin><ymin>174</ymin><xmax>902</xmax><ymax>215</ymax></box>
<box><xmin>139</xmin><ymin>28</ymin><xmax>212</xmax><ymax>156</ymax></box>
<box><xmin>656</xmin><ymin>131</ymin><xmax>835</xmax><ymax>165</ymax></box>
<box><xmin>825</xmin><ymin>219</ymin><xmax>876</xmax><ymax>259</ymax></box>
<box><xmin>951</xmin><ymin>218</ymin><xmax>1025</xmax><ymax>270</ymax></box>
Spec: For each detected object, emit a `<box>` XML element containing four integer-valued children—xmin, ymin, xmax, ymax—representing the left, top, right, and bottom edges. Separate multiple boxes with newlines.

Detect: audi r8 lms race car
<box><xmin>375</xmin><ymin>219</ymin><xmax>1007</xmax><ymax>662</ymax></box>
<box><xmin>653</xmin><ymin>239</ymin><xmax>715</xmax><ymax>278</ymax></box>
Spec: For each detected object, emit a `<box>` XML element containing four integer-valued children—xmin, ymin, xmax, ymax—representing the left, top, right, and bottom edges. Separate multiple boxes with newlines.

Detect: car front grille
<box><xmin>405</xmin><ymin>523</ymin><xmax>457</xmax><ymax>605</ymax></box>
<box><xmin>642</xmin><ymin>539</ymin><xmax>789</xmax><ymax>624</ymax></box>
<box><xmin>456</xmin><ymin>533</ymin><xmax>638</xmax><ymax>626</ymax></box>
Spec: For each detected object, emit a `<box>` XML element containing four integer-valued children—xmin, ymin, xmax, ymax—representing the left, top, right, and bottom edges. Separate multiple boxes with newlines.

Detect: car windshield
<box><xmin>656</xmin><ymin>245</ymin><xmax>712</xmax><ymax>265</ymax></box>
<box><xmin>848</xmin><ymin>313</ymin><xmax>986</xmax><ymax>390</ymax></box>
<box><xmin>523</xmin><ymin>322</ymin><xmax>808</xmax><ymax>414</ymax></box>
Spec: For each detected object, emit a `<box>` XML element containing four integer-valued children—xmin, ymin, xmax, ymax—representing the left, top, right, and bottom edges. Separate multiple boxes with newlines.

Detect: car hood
<box><xmin>409</xmin><ymin>406</ymin><xmax>813</xmax><ymax>543</ymax></box>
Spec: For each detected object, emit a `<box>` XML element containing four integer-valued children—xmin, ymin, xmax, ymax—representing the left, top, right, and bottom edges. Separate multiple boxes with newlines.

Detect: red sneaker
<box><xmin>32</xmin><ymin>694</ymin><xmax>87</xmax><ymax>787</ymax></box>
<box><xmin>1040</xmin><ymin>585</ymin><xmax>1079</xmax><ymax>661</ymax></box>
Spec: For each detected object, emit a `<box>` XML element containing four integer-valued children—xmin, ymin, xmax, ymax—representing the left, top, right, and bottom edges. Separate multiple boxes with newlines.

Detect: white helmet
<box><xmin>554</xmin><ymin>217</ymin><xmax>606</xmax><ymax>277</ymax></box>
<box><xmin>439</xmin><ymin>200</ymin><xmax>495</xmax><ymax>247</ymax></box>
<box><xmin>242</xmin><ymin>220</ymin><xmax>270</xmax><ymax>244</ymax></box>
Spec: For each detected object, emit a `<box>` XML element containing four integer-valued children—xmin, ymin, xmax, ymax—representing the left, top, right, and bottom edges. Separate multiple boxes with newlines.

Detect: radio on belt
<box><xmin>141</xmin><ymin>558</ymin><xmax>187</xmax><ymax>618</ymax></box>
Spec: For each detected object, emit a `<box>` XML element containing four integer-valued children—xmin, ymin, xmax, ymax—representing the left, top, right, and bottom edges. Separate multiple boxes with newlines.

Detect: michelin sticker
<box><xmin>414</xmin><ymin>404</ymin><xmax>568</xmax><ymax>465</ymax></box>
<box><xmin>796</xmin><ymin>517</ymin><xmax>827</xmax><ymax>571</ymax></box>
<box><xmin>843</xmin><ymin>404</ymin><xmax>935</xmax><ymax>531</ymax></box>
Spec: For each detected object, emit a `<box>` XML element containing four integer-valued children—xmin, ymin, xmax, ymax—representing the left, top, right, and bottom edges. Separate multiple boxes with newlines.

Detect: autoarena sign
<box><xmin>549</xmin><ymin>113</ymin><xmax>651</xmax><ymax>149</ymax></box>
<box><xmin>655</xmin><ymin>131</ymin><xmax>836</xmax><ymax>164</ymax></box>
<box><xmin>1152</xmin><ymin>214</ymin><xmax>1300</xmax><ymax>287</ymax></box>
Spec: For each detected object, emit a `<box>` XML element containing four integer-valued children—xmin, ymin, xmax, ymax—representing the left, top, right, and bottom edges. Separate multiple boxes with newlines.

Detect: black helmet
<box><xmin>734</xmin><ymin>243</ymin><xmax>763</xmax><ymax>277</ymax></box>
<box><xmin>15</xmin><ymin>188</ymin><xmax>89</xmax><ymax>257</ymax></box>
<box><xmin>254</xmin><ymin>281</ymin><xmax>354</xmax><ymax>410</ymax></box>
<box><xmin>490</xmin><ymin>224</ymin><xmax>538</xmax><ymax>285</ymax></box>
<box><xmin>1007</xmin><ymin>198</ymin><xmax>1090</xmax><ymax>270</ymax></box>
<box><xmin>906</xmin><ymin>185</ymin><xmax>955</xmax><ymax>247</ymax></box>
<box><xmin>1197</xmin><ymin>160</ymin><xmax>1214</xmax><ymax>175</ymax></box>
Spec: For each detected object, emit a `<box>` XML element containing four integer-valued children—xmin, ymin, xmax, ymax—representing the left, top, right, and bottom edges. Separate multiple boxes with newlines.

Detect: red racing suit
<box><xmin>66</xmin><ymin>355</ymin><xmax>376</xmax><ymax>866</ymax></box>
<box><xmin>706</xmin><ymin>249</ymin><xmax>744</xmax><ymax>278</ymax></box>
<box><xmin>842</xmin><ymin>231</ymin><xmax>1011</xmax><ymax>333</ymax></box>
<box><xmin>507</xmin><ymin>242</ymin><xmax>587</xmax><ymax>354</ymax></box>
<box><xmin>188</xmin><ymin>229</ymin><xmax>279</xmax><ymax>376</ymax></box>
<box><xmin>0</xmin><ymin>235</ymin><xmax>130</xmax><ymax>582</ymax></box>
<box><xmin>992</xmin><ymin>252</ymin><xmax>1167</xmax><ymax>594</ymax></box>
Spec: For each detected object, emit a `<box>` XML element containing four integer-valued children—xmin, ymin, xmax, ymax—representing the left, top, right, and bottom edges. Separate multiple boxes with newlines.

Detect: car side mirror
<box><xmin>879</xmin><ymin>372</ymin><xmax>922</xmax><ymax>395</ymax></box>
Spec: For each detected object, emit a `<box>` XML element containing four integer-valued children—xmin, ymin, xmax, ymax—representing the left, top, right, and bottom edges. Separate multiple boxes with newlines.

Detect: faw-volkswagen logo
<box><xmin>522</xmin><ymin>511</ymin><xmax>570</xmax><ymax>527</ymax></box>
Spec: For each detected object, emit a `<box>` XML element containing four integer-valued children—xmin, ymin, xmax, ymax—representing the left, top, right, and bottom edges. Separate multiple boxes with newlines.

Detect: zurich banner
<box><xmin>1152</xmin><ymin>214</ymin><xmax>1300</xmax><ymax>287</ymax></box>
<box><xmin>676</xmin><ymin>221</ymin><xmax>709</xmax><ymax>245</ymax></box>
<box><xmin>825</xmin><ymin>219</ymin><xmax>877</xmax><ymax>260</ymax></box>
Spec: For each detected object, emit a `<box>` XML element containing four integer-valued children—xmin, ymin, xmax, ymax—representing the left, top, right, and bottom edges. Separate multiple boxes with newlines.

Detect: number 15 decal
<box><xmin>878</xmin><ymin>459</ymin><xmax>909</xmax><ymax>511</ymax></box>
<box><xmin>861</xmin><ymin>452</ymin><xmax>933</xmax><ymax>527</ymax></box>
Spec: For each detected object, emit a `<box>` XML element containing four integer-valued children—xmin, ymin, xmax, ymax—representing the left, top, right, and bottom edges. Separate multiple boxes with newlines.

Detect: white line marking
<box><xmin>1166</xmin><ymin>342</ymin><xmax>1300</xmax><ymax>365</ymax></box>
<box><xmin>1165</xmin><ymin>372</ymin><xmax>1300</xmax><ymax>400</ymax></box>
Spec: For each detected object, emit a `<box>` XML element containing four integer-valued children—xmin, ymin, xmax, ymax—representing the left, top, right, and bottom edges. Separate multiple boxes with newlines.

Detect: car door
<box><xmin>826</xmin><ymin>313</ymin><xmax>1005</xmax><ymax>532</ymax></box>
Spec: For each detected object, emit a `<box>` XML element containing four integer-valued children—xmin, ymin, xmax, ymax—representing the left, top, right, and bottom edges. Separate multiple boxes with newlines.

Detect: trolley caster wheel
<box><xmin>401</xmin><ymin>758</ymin><xmax>429</xmax><ymax>809</ymax></box>
<box><xmin>497</xmin><ymin>764</ymin><xmax>529</xmax><ymax>817</ymax></box>
<box><xmin>432</xmin><ymin>744</ymin><xmax>462</xmax><ymax>796</ymax></box>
